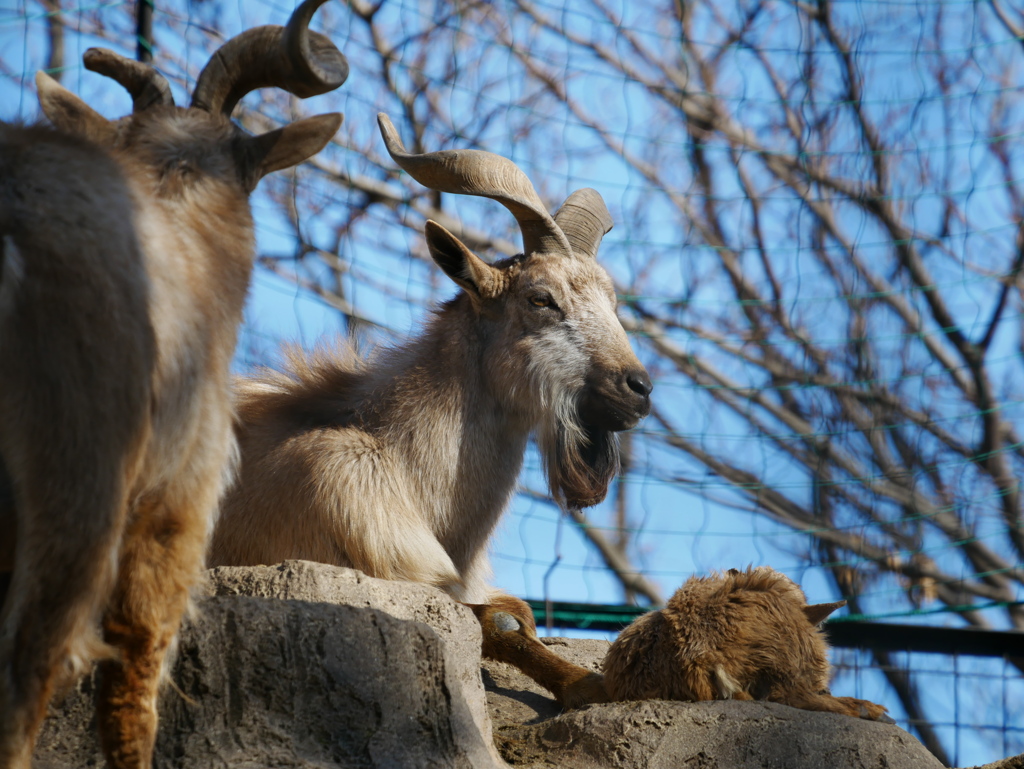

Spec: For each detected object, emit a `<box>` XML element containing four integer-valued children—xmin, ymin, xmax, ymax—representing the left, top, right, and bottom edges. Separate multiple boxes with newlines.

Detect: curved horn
<box><xmin>377</xmin><ymin>112</ymin><xmax>572</xmax><ymax>258</ymax></box>
<box><xmin>191</xmin><ymin>0</ymin><xmax>348</xmax><ymax>116</ymax></box>
<box><xmin>553</xmin><ymin>188</ymin><xmax>613</xmax><ymax>261</ymax></box>
<box><xmin>82</xmin><ymin>48</ymin><xmax>174</xmax><ymax>112</ymax></box>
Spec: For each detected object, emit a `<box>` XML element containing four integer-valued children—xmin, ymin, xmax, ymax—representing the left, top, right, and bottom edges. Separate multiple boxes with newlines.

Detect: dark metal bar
<box><xmin>825</xmin><ymin>620</ymin><xmax>1024</xmax><ymax>658</ymax></box>
<box><xmin>42</xmin><ymin>0</ymin><xmax>63</xmax><ymax>81</ymax></box>
<box><xmin>136</xmin><ymin>0</ymin><xmax>153</xmax><ymax>64</ymax></box>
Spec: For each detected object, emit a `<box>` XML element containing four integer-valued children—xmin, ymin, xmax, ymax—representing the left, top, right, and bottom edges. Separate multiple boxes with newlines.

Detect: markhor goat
<box><xmin>0</xmin><ymin>2</ymin><xmax>345</xmax><ymax>766</ymax></box>
<box><xmin>209</xmin><ymin>114</ymin><xmax>653</xmax><ymax>602</ymax></box>
<box><xmin>473</xmin><ymin>567</ymin><xmax>891</xmax><ymax>721</ymax></box>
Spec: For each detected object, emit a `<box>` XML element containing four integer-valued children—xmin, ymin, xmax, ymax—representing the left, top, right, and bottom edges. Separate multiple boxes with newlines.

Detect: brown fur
<box><xmin>477</xmin><ymin>568</ymin><xmax>889</xmax><ymax>721</ymax></box>
<box><xmin>210</xmin><ymin>142</ymin><xmax>653</xmax><ymax>603</ymax></box>
<box><xmin>469</xmin><ymin>597</ymin><xmax>610</xmax><ymax>709</ymax></box>
<box><xmin>0</xmin><ymin>13</ymin><xmax>342</xmax><ymax>767</ymax></box>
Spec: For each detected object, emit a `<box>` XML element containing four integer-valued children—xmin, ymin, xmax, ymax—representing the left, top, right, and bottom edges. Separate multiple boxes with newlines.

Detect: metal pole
<box><xmin>136</xmin><ymin>0</ymin><xmax>153</xmax><ymax>63</ymax></box>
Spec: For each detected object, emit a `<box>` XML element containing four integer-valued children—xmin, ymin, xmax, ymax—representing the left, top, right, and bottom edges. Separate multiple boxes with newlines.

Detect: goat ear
<box><xmin>804</xmin><ymin>600</ymin><xmax>846</xmax><ymax>626</ymax></box>
<box><xmin>424</xmin><ymin>220</ymin><xmax>501</xmax><ymax>299</ymax></box>
<box><xmin>36</xmin><ymin>71</ymin><xmax>115</xmax><ymax>144</ymax></box>
<box><xmin>244</xmin><ymin>112</ymin><xmax>342</xmax><ymax>189</ymax></box>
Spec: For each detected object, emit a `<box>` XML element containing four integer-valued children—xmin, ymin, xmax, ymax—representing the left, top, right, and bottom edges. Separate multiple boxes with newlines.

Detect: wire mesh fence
<box><xmin>2</xmin><ymin>0</ymin><xmax>1023</xmax><ymax>765</ymax></box>
<box><xmin>832</xmin><ymin>646</ymin><xmax>1024</xmax><ymax>767</ymax></box>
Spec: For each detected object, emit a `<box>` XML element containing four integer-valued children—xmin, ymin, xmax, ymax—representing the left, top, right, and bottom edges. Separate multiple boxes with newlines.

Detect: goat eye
<box><xmin>529</xmin><ymin>294</ymin><xmax>552</xmax><ymax>308</ymax></box>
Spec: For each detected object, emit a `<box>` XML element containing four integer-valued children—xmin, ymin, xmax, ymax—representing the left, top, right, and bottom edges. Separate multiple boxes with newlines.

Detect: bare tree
<box><xmin>242</xmin><ymin>0</ymin><xmax>1024</xmax><ymax>631</ymax></box>
<box><xmin>451</xmin><ymin>2</ymin><xmax>1022</xmax><ymax>760</ymax></box>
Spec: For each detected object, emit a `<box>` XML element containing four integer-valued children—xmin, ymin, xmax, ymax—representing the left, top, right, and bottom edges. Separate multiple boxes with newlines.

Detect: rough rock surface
<box><xmin>205</xmin><ymin>559</ymin><xmax>497</xmax><ymax>765</ymax></box>
<box><xmin>968</xmin><ymin>755</ymin><xmax>1024</xmax><ymax>769</ymax></box>
<box><xmin>482</xmin><ymin>638</ymin><xmax>947</xmax><ymax>769</ymax></box>
<box><xmin>33</xmin><ymin>561</ymin><xmax>503</xmax><ymax>768</ymax></box>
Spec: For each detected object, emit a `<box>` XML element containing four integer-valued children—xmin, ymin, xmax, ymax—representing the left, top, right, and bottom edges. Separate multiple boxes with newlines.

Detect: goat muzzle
<box><xmin>578</xmin><ymin>366</ymin><xmax>652</xmax><ymax>432</ymax></box>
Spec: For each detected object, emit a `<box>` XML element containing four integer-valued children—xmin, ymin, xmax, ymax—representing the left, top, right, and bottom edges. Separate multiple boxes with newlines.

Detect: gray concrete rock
<box><xmin>33</xmin><ymin>561</ymin><xmax>503</xmax><ymax>769</ymax></box>
<box><xmin>204</xmin><ymin>559</ymin><xmax>498</xmax><ymax>766</ymax></box>
<box><xmin>27</xmin><ymin>561</ymin><xmax>968</xmax><ymax>769</ymax></box>
<box><xmin>967</xmin><ymin>756</ymin><xmax>1024</xmax><ymax>769</ymax></box>
<box><xmin>482</xmin><ymin>637</ymin><xmax>946</xmax><ymax>769</ymax></box>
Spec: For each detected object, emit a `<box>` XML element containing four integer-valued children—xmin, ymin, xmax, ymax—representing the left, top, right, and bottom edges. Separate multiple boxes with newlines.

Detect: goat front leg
<box><xmin>97</xmin><ymin>487</ymin><xmax>211</xmax><ymax>769</ymax></box>
<box><xmin>767</xmin><ymin>686</ymin><xmax>893</xmax><ymax>722</ymax></box>
<box><xmin>467</xmin><ymin>595</ymin><xmax>609</xmax><ymax>709</ymax></box>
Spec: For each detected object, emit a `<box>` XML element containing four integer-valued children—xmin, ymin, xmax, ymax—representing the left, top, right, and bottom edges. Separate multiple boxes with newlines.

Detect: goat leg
<box><xmin>767</xmin><ymin>686</ymin><xmax>894</xmax><ymax>723</ymax></box>
<box><xmin>466</xmin><ymin>595</ymin><xmax>610</xmax><ymax>709</ymax></box>
<box><xmin>97</xmin><ymin>489</ymin><xmax>213</xmax><ymax>768</ymax></box>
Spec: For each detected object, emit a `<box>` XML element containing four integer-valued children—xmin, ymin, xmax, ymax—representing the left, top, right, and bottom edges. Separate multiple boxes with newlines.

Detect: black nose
<box><xmin>626</xmin><ymin>369</ymin><xmax>653</xmax><ymax>398</ymax></box>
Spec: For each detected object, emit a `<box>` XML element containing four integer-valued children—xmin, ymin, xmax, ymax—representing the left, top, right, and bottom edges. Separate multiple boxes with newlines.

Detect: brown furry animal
<box><xmin>0</xmin><ymin>3</ymin><xmax>346</xmax><ymax>766</ymax></box>
<box><xmin>474</xmin><ymin>567</ymin><xmax>890</xmax><ymax>721</ymax></box>
<box><xmin>209</xmin><ymin>115</ymin><xmax>653</xmax><ymax>604</ymax></box>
